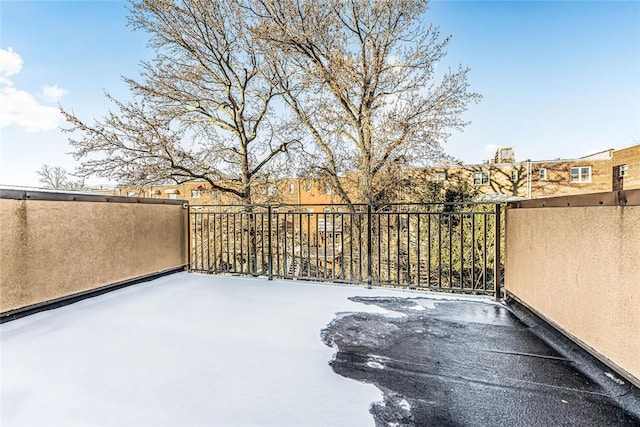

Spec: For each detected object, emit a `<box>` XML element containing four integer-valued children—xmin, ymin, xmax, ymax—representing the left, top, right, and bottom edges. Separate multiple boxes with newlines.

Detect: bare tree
<box><xmin>37</xmin><ymin>165</ymin><xmax>68</xmax><ymax>189</ymax></box>
<box><xmin>62</xmin><ymin>0</ymin><xmax>293</xmax><ymax>205</ymax></box>
<box><xmin>250</xmin><ymin>0</ymin><xmax>481</xmax><ymax>206</ymax></box>
<box><xmin>37</xmin><ymin>164</ymin><xmax>86</xmax><ymax>190</ymax></box>
<box><xmin>469</xmin><ymin>164</ymin><xmax>528</xmax><ymax>198</ymax></box>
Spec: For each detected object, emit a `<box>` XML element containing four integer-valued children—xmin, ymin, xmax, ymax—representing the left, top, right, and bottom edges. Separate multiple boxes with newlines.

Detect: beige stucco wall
<box><xmin>505</xmin><ymin>205</ymin><xmax>640</xmax><ymax>384</ymax></box>
<box><xmin>0</xmin><ymin>199</ymin><xmax>186</xmax><ymax>312</ymax></box>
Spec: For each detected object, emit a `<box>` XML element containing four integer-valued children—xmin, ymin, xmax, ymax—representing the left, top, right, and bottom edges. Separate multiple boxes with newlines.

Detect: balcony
<box><xmin>1</xmin><ymin>188</ymin><xmax>639</xmax><ymax>426</ymax></box>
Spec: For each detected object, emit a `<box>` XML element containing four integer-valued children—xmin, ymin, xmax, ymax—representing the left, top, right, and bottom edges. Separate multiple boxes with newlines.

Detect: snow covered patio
<box><xmin>1</xmin><ymin>273</ymin><xmax>420</xmax><ymax>426</ymax></box>
<box><xmin>1</xmin><ymin>272</ymin><xmax>638</xmax><ymax>426</ymax></box>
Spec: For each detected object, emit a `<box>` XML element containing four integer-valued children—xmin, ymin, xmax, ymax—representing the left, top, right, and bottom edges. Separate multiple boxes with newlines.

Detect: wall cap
<box><xmin>0</xmin><ymin>188</ymin><xmax>186</xmax><ymax>205</ymax></box>
<box><xmin>507</xmin><ymin>189</ymin><xmax>640</xmax><ymax>209</ymax></box>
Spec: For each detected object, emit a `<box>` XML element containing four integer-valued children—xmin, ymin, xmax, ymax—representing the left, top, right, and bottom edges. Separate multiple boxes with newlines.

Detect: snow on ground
<box><xmin>0</xmin><ymin>272</ymin><xmax>465</xmax><ymax>427</ymax></box>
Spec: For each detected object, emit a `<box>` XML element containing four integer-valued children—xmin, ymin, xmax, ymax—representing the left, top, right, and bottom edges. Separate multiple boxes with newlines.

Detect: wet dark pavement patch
<box><xmin>321</xmin><ymin>296</ymin><xmax>640</xmax><ymax>426</ymax></box>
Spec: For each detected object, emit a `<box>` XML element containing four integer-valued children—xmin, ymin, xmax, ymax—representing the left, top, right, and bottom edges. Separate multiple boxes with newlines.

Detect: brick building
<box><xmin>612</xmin><ymin>145</ymin><xmax>640</xmax><ymax>191</ymax></box>
<box><xmin>92</xmin><ymin>144</ymin><xmax>639</xmax><ymax>204</ymax></box>
<box><xmin>423</xmin><ymin>144</ymin><xmax>639</xmax><ymax>200</ymax></box>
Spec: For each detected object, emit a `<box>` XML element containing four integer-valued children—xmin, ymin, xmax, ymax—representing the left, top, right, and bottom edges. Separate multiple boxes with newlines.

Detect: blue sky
<box><xmin>1</xmin><ymin>0</ymin><xmax>639</xmax><ymax>187</ymax></box>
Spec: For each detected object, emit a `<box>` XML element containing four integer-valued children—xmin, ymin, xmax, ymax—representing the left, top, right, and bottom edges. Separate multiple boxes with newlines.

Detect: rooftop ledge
<box><xmin>1</xmin><ymin>272</ymin><xmax>638</xmax><ymax>426</ymax></box>
<box><xmin>0</xmin><ymin>187</ymin><xmax>185</xmax><ymax>205</ymax></box>
<box><xmin>507</xmin><ymin>188</ymin><xmax>640</xmax><ymax>208</ymax></box>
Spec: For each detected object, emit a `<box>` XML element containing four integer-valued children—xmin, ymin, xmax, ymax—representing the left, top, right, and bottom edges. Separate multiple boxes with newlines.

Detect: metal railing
<box><xmin>188</xmin><ymin>203</ymin><xmax>504</xmax><ymax>297</ymax></box>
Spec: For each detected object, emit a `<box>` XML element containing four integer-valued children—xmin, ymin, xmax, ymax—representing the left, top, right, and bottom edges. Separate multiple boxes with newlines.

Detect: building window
<box><xmin>500</xmin><ymin>148</ymin><xmax>514</xmax><ymax>161</ymax></box>
<box><xmin>323</xmin><ymin>207</ymin><xmax>332</xmax><ymax>213</ymax></box>
<box><xmin>325</xmin><ymin>185</ymin><xmax>332</xmax><ymax>195</ymax></box>
<box><xmin>305</xmin><ymin>182</ymin><xmax>312</xmax><ymax>192</ymax></box>
<box><xmin>473</xmin><ymin>171</ymin><xmax>490</xmax><ymax>186</ymax></box>
<box><xmin>570</xmin><ymin>166</ymin><xmax>591</xmax><ymax>183</ymax></box>
<box><xmin>619</xmin><ymin>165</ymin><xmax>629</xmax><ymax>177</ymax></box>
<box><xmin>430</xmin><ymin>172</ymin><xmax>446</xmax><ymax>182</ymax></box>
<box><xmin>127</xmin><ymin>191</ymin><xmax>136</xmax><ymax>197</ymax></box>
<box><xmin>306</xmin><ymin>208</ymin><xmax>314</xmax><ymax>213</ymax></box>
<box><xmin>168</xmin><ymin>193</ymin><xmax>178</xmax><ymax>199</ymax></box>
<box><xmin>191</xmin><ymin>190</ymin><xmax>201</xmax><ymax>198</ymax></box>
<box><xmin>510</xmin><ymin>170</ymin><xmax>518</xmax><ymax>182</ymax></box>
<box><xmin>288</xmin><ymin>183</ymin><xmax>295</xmax><ymax>193</ymax></box>
<box><xmin>539</xmin><ymin>168</ymin><xmax>547</xmax><ymax>180</ymax></box>
<box><xmin>267</xmin><ymin>184</ymin><xmax>276</xmax><ymax>196</ymax></box>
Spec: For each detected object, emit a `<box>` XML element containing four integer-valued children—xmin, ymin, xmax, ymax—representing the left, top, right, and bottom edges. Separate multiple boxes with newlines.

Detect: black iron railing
<box><xmin>188</xmin><ymin>203</ymin><xmax>504</xmax><ymax>297</ymax></box>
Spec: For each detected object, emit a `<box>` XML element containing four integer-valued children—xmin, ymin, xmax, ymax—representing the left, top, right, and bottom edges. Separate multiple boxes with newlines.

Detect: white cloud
<box><xmin>41</xmin><ymin>84</ymin><xmax>68</xmax><ymax>102</ymax></box>
<box><xmin>0</xmin><ymin>85</ymin><xmax>62</xmax><ymax>132</ymax></box>
<box><xmin>0</xmin><ymin>47</ymin><xmax>23</xmax><ymax>76</ymax></box>
<box><xmin>0</xmin><ymin>47</ymin><xmax>65</xmax><ymax>132</ymax></box>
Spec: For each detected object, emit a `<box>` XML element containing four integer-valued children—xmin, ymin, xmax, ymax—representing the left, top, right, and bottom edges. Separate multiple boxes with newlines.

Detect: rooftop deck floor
<box><xmin>1</xmin><ymin>272</ymin><xmax>638</xmax><ymax>426</ymax></box>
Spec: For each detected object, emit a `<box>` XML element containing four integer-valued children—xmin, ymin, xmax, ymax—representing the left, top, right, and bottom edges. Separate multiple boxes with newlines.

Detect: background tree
<box><xmin>37</xmin><ymin>164</ymin><xmax>86</xmax><ymax>190</ymax></box>
<box><xmin>252</xmin><ymin>0</ymin><xmax>481</xmax><ymax>206</ymax></box>
<box><xmin>470</xmin><ymin>164</ymin><xmax>528</xmax><ymax>199</ymax></box>
<box><xmin>62</xmin><ymin>0</ymin><xmax>293</xmax><ymax>205</ymax></box>
<box><xmin>37</xmin><ymin>164</ymin><xmax>67</xmax><ymax>189</ymax></box>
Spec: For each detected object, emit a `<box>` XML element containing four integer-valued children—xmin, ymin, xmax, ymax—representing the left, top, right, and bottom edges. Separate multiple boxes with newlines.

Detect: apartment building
<box><xmin>94</xmin><ymin>177</ymin><xmax>344</xmax><ymax>209</ymax></box>
<box><xmin>91</xmin><ymin>144</ymin><xmax>639</xmax><ymax>203</ymax></box>
<box><xmin>424</xmin><ymin>144</ymin><xmax>639</xmax><ymax>200</ymax></box>
<box><xmin>612</xmin><ymin>145</ymin><xmax>640</xmax><ymax>191</ymax></box>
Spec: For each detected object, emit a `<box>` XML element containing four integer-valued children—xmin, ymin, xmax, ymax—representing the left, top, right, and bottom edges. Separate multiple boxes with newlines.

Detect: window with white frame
<box><xmin>473</xmin><ymin>171</ymin><xmax>490</xmax><ymax>185</ymax></box>
<box><xmin>619</xmin><ymin>165</ymin><xmax>629</xmax><ymax>177</ymax></box>
<box><xmin>570</xmin><ymin>166</ymin><xmax>591</xmax><ymax>183</ymax></box>
<box><xmin>127</xmin><ymin>191</ymin><xmax>136</xmax><ymax>197</ymax></box>
<box><xmin>191</xmin><ymin>190</ymin><xmax>201</xmax><ymax>198</ymax></box>
<box><xmin>305</xmin><ymin>182</ymin><xmax>312</xmax><ymax>192</ymax></box>
<box><xmin>168</xmin><ymin>193</ymin><xmax>178</xmax><ymax>199</ymax></box>
<box><xmin>288</xmin><ymin>183</ymin><xmax>295</xmax><ymax>193</ymax></box>
<box><xmin>267</xmin><ymin>184</ymin><xmax>276</xmax><ymax>196</ymax></box>
<box><xmin>430</xmin><ymin>172</ymin><xmax>446</xmax><ymax>182</ymax></box>
<box><xmin>325</xmin><ymin>185</ymin><xmax>332</xmax><ymax>195</ymax></box>
<box><xmin>539</xmin><ymin>168</ymin><xmax>547</xmax><ymax>180</ymax></box>
<box><xmin>510</xmin><ymin>170</ymin><xmax>518</xmax><ymax>182</ymax></box>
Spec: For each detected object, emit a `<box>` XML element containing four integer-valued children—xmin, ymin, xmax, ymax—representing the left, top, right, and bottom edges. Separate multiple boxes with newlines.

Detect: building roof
<box><xmin>579</xmin><ymin>148</ymin><xmax>615</xmax><ymax>160</ymax></box>
<box><xmin>2</xmin><ymin>273</ymin><xmax>638</xmax><ymax>425</ymax></box>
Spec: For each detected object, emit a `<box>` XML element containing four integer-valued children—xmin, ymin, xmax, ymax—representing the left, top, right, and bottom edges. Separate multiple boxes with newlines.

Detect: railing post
<box><xmin>494</xmin><ymin>203</ymin><xmax>502</xmax><ymax>300</ymax></box>
<box><xmin>367</xmin><ymin>204</ymin><xmax>372</xmax><ymax>289</ymax></box>
<box><xmin>267</xmin><ymin>205</ymin><xmax>273</xmax><ymax>280</ymax></box>
<box><xmin>186</xmin><ymin>204</ymin><xmax>191</xmax><ymax>272</ymax></box>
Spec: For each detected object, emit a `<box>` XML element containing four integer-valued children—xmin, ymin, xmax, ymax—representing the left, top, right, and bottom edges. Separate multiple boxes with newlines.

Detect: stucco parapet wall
<box><xmin>507</xmin><ymin>189</ymin><xmax>640</xmax><ymax>208</ymax></box>
<box><xmin>0</xmin><ymin>188</ymin><xmax>186</xmax><ymax>205</ymax></box>
<box><xmin>504</xmin><ymin>193</ymin><xmax>640</xmax><ymax>387</ymax></box>
<box><xmin>0</xmin><ymin>193</ymin><xmax>187</xmax><ymax>313</ymax></box>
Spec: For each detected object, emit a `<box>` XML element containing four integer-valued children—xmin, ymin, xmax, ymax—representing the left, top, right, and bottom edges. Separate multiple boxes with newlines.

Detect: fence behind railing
<box><xmin>189</xmin><ymin>203</ymin><xmax>504</xmax><ymax>297</ymax></box>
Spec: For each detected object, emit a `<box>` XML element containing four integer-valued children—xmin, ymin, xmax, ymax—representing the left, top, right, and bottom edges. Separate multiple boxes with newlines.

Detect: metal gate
<box><xmin>188</xmin><ymin>203</ymin><xmax>504</xmax><ymax>297</ymax></box>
